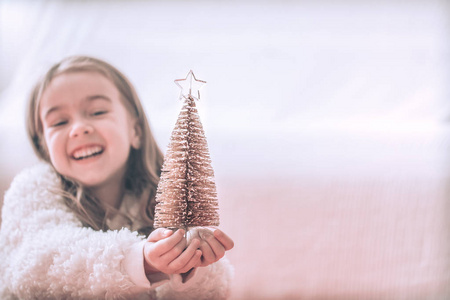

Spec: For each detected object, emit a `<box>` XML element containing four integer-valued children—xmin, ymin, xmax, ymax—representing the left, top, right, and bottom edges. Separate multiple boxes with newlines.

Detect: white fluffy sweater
<box><xmin>0</xmin><ymin>163</ymin><xmax>233</xmax><ymax>299</ymax></box>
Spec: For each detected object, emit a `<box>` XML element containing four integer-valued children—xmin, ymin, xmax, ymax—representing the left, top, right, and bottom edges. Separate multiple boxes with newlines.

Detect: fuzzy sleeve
<box><xmin>0</xmin><ymin>164</ymin><xmax>151</xmax><ymax>300</ymax></box>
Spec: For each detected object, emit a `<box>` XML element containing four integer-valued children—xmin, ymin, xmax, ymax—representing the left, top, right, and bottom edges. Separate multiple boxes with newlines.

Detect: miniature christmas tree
<box><xmin>154</xmin><ymin>70</ymin><xmax>220</xmax><ymax>230</ymax></box>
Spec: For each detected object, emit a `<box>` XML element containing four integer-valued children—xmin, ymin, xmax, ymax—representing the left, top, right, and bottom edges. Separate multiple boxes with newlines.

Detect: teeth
<box><xmin>73</xmin><ymin>146</ymin><xmax>103</xmax><ymax>160</ymax></box>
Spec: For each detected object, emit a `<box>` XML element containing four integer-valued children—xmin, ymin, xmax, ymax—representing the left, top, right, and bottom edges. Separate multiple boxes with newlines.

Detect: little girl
<box><xmin>0</xmin><ymin>56</ymin><xmax>234</xmax><ymax>299</ymax></box>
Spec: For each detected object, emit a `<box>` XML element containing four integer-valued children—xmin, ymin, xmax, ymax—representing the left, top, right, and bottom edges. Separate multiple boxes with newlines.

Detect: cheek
<box><xmin>44</xmin><ymin>131</ymin><xmax>66</xmax><ymax>163</ymax></box>
<box><xmin>103</xmin><ymin>120</ymin><xmax>133</xmax><ymax>146</ymax></box>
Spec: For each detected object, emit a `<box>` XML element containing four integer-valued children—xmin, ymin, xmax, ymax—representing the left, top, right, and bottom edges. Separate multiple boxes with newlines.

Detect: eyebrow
<box><xmin>43</xmin><ymin>106</ymin><xmax>63</xmax><ymax>120</ymax></box>
<box><xmin>86</xmin><ymin>95</ymin><xmax>112</xmax><ymax>103</ymax></box>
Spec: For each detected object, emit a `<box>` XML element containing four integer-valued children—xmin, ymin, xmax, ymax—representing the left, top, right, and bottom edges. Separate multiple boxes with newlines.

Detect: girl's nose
<box><xmin>69</xmin><ymin>121</ymin><xmax>94</xmax><ymax>138</ymax></box>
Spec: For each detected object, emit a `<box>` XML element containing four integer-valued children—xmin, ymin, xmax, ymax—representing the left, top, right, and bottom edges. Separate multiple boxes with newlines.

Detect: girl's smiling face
<box><xmin>39</xmin><ymin>71</ymin><xmax>140</xmax><ymax>191</ymax></box>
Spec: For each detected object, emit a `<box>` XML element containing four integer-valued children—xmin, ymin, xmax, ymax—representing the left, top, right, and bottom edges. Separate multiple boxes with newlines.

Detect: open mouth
<box><xmin>72</xmin><ymin>146</ymin><xmax>104</xmax><ymax>161</ymax></box>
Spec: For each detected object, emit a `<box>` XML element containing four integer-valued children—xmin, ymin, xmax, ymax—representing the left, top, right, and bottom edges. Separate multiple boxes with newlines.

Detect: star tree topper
<box><xmin>175</xmin><ymin>70</ymin><xmax>206</xmax><ymax>100</ymax></box>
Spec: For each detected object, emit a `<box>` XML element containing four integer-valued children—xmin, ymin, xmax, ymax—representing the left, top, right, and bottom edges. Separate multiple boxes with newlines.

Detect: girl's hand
<box><xmin>143</xmin><ymin>228</ymin><xmax>202</xmax><ymax>275</ymax></box>
<box><xmin>188</xmin><ymin>228</ymin><xmax>234</xmax><ymax>267</ymax></box>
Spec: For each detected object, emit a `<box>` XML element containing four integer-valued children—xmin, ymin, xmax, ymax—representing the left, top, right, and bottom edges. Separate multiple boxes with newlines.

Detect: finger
<box><xmin>160</xmin><ymin>236</ymin><xmax>188</xmax><ymax>266</ymax></box>
<box><xmin>167</xmin><ymin>239</ymin><xmax>201</xmax><ymax>273</ymax></box>
<box><xmin>147</xmin><ymin>228</ymin><xmax>173</xmax><ymax>242</ymax></box>
<box><xmin>151</xmin><ymin>229</ymin><xmax>185</xmax><ymax>256</ymax></box>
<box><xmin>213</xmin><ymin>229</ymin><xmax>234</xmax><ymax>251</ymax></box>
<box><xmin>205</xmin><ymin>234</ymin><xmax>226</xmax><ymax>261</ymax></box>
<box><xmin>193</xmin><ymin>251</ymin><xmax>203</xmax><ymax>268</ymax></box>
<box><xmin>182</xmin><ymin>250</ymin><xmax>202</xmax><ymax>273</ymax></box>
<box><xmin>178</xmin><ymin>249</ymin><xmax>202</xmax><ymax>274</ymax></box>
<box><xmin>199</xmin><ymin>240</ymin><xmax>216</xmax><ymax>265</ymax></box>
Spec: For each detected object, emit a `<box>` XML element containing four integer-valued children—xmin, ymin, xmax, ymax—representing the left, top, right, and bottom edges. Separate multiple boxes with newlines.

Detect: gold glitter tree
<box><xmin>154</xmin><ymin>70</ymin><xmax>220</xmax><ymax>230</ymax></box>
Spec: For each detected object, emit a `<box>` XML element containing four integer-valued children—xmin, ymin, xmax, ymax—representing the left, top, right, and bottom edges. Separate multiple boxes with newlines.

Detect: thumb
<box><xmin>147</xmin><ymin>228</ymin><xmax>173</xmax><ymax>242</ymax></box>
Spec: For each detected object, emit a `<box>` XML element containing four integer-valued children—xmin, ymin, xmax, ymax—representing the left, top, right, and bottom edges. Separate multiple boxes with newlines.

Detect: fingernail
<box><xmin>164</xmin><ymin>229</ymin><xmax>172</xmax><ymax>236</ymax></box>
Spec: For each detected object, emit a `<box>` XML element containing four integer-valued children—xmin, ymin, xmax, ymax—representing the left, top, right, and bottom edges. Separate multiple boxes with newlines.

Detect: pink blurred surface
<box><xmin>211</xmin><ymin>127</ymin><xmax>450</xmax><ymax>299</ymax></box>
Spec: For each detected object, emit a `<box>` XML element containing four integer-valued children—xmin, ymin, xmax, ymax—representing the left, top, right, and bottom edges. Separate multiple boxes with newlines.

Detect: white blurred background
<box><xmin>1</xmin><ymin>0</ymin><xmax>450</xmax><ymax>299</ymax></box>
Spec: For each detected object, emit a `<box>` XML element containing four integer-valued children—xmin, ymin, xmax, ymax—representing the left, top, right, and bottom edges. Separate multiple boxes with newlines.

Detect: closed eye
<box><xmin>51</xmin><ymin>120</ymin><xmax>68</xmax><ymax>127</ymax></box>
<box><xmin>92</xmin><ymin>110</ymin><xmax>107</xmax><ymax>116</ymax></box>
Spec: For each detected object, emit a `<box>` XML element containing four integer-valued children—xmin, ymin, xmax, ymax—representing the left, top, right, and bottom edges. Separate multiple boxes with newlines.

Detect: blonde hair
<box><xmin>27</xmin><ymin>56</ymin><xmax>163</xmax><ymax>234</ymax></box>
